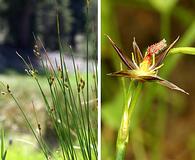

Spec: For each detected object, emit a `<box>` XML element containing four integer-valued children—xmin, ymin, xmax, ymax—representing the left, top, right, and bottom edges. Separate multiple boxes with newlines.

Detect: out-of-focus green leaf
<box><xmin>173</xmin><ymin>6</ymin><xmax>194</xmax><ymax>27</ymax></box>
<box><xmin>102</xmin><ymin>91</ymin><xmax>124</xmax><ymax>129</ymax></box>
<box><xmin>149</xmin><ymin>0</ymin><xmax>178</xmax><ymax>13</ymax></box>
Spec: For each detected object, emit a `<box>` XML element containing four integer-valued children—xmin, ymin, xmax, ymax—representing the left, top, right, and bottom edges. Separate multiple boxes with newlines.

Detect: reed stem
<box><xmin>116</xmin><ymin>81</ymin><xmax>142</xmax><ymax>160</ymax></box>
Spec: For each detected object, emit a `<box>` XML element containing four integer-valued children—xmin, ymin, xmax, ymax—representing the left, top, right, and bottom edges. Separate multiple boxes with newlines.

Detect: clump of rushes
<box><xmin>0</xmin><ymin>9</ymin><xmax>97</xmax><ymax>160</ymax></box>
<box><xmin>106</xmin><ymin>35</ymin><xmax>195</xmax><ymax>160</ymax></box>
<box><xmin>6</xmin><ymin>33</ymin><xmax>98</xmax><ymax>159</ymax></box>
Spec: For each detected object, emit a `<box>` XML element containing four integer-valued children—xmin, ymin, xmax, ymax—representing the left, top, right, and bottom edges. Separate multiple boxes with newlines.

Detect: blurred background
<box><xmin>0</xmin><ymin>0</ymin><xmax>97</xmax><ymax>71</ymax></box>
<box><xmin>102</xmin><ymin>0</ymin><xmax>195</xmax><ymax>160</ymax></box>
<box><xmin>0</xmin><ymin>0</ymin><xmax>97</xmax><ymax>159</ymax></box>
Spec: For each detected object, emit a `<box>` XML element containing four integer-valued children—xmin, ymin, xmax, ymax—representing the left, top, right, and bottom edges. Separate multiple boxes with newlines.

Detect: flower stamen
<box><xmin>149</xmin><ymin>54</ymin><xmax>156</xmax><ymax>70</ymax></box>
<box><xmin>131</xmin><ymin>52</ymin><xmax>139</xmax><ymax>69</ymax></box>
<box><xmin>152</xmin><ymin>63</ymin><xmax>164</xmax><ymax>71</ymax></box>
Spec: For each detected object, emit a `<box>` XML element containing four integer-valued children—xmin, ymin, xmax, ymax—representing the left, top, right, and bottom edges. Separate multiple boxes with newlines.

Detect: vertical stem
<box><xmin>116</xmin><ymin>81</ymin><xmax>142</xmax><ymax>160</ymax></box>
<box><xmin>86</xmin><ymin>4</ymin><xmax>91</xmax><ymax>159</ymax></box>
<box><xmin>1</xmin><ymin>128</ymin><xmax>5</xmax><ymax>160</ymax></box>
<box><xmin>120</xmin><ymin>63</ymin><xmax>127</xmax><ymax>100</ymax></box>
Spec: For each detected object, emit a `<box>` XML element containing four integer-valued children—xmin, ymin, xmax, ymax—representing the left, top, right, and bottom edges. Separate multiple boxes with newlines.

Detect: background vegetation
<box><xmin>102</xmin><ymin>0</ymin><xmax>195</xmax><ymax>159</ymax></box>
<box><xmin>0</xmin><ymin>0</ymin><xmax>97</xmax><ymax>71</ymax></box>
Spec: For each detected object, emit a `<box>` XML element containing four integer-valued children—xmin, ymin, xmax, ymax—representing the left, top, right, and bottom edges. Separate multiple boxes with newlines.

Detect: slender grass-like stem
<box><xmin>1</xmin><ymin>128</ymin><xmax>6</xmax><ymax>160</ymax></box>
<box><xmin>10</xmin><ymin>93</ymin><xmax>50</xmax><ymax>159</ymax></box>
<box><xmin>116</xmin><ymin>81</ymin><xmax>142</xmax><ymax>160</ymax></box>
<box><xmin>169</xmin><ymin>47</ymin><xmax>195</xmax><ymax>55</ymax></box>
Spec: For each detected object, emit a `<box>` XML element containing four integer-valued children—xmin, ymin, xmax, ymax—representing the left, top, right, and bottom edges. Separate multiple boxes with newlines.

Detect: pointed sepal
<box><xmin>154</xmin><ymin>36</ymin><xmax>179</xmax><ymax>68</ymax></box>
<box><xmin>133</xmin><ymin>37</ymin><xmax>143</xmax><ymax>64</ymax></box>
<box><xmin>156</xmin><ymin>76</ymin><xmax>189</xmax><ymax>95</ymax></box>
<box><xmin>107</xmin><ymin>70</ymin><xmax>137</xmax><ymax>79</ymax></box>
<box><xmin>106</xmin><ymin>35</ymin><xmax>136</xmax><ymax>69</ymax></box>
<box><xmin>137</xmin><ymin>75</ymin><xmax>189</xmax><ymax>94</ymax></box>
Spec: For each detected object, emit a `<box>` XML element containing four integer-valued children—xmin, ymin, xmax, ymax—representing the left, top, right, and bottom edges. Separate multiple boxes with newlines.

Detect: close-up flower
<box><xmin>106</xmin><ymin>35</ymin><xmax>189</xmax><ymax>95</ymax></box>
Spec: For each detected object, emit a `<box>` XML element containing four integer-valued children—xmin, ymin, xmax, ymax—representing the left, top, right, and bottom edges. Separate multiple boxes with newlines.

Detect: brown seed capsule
<box><xmin>78</xmin><ymin>84</ymin><xmax>81</xmax><ymax>93</ymax></box>
<box><xmin>64</xmin><ymin>83</ymin><xmax>69</xmax><ymax>89</ymax></box>
<box><xmin>79</xmin><ymin>78</ymin><xmax>85</xmax><ymax>90</ymax></box>
<box><xmin>38</xmin><ymin>124</ymin><xmax>41</xmax><ymax>131</ymax></box>
<box><xmin>33</xmin><ymin>44</ymin><xmax>40</xmax><ymax>57</ymax></box>
<box><xmin>1</xmin><ymin>91</ymin><xmax>7</xmax><ymax>95</ymax></box>
<box><xmin>7</xmin><ymin>85</ymin><xmax>11</xmax><ymax>93</ymax></box>
<box><xmin>49</xmin><ymin>76</ymin><xmax>55</xmax><ymax>86</ymax></box>
<box><xmin>81</xmin><ymin>81</ymin><xmax>85</xmax><ymax>89</ymax></box>
<box><xmin>50</xmin><ymin>107</ymin><xmax>55</xmax><ymax>112</ymax></box>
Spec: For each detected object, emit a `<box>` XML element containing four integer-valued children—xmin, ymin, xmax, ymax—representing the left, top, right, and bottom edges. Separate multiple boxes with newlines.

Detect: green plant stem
<box><xmin>116</xmin><ymin>81</ymin><xmax>142</xmax><ymax>160</ymax></box>
<box><xmin>169</xmin><ymin>47</ymin><xmax>195</xmax><ymax>55</ymax></box>
<box><xmin>1</xmin><ymin>128</ymin><xmax>5</xmax><ymax>160</ymax></box>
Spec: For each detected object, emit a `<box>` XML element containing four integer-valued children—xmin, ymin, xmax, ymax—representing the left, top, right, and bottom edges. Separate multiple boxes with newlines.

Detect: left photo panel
<box><xmin>0</xmin><ymin>0</ymin><xmax>98</xmax><ymax>160</ymax></box>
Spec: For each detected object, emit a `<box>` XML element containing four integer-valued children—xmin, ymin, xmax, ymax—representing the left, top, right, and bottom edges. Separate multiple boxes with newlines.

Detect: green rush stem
<box><xmin>120</xmin><ymin>63</ymin><xmax>127</xmax><ymax>99</ymax></box>
<box><xmin>86</xmin><ymin>5</ymin><xmax>91</xmax><ymax>159</ymax></box>
<box><xmin>169</xmin><ymin>47</ymin><xmax>195</xmax><ymax>55</ymax></box>
<box><xmin>10</xmin><ymin>94</ymin><xmax>50</xmax><ymax>159</ymax></box>
<box><xmin>116</xmin><ymin>81</ymin><xmax>142</xmax><ymax>160</ymax></box>
<box><xmin>1</xmin><ymin>128</ymin><xmax>5</xmax><ymax>160</ymax></box>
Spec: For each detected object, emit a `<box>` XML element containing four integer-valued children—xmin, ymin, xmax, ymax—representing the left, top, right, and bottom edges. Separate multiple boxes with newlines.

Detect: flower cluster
<box><xmin>106</xmin><ymin>35</ymin><xmax>188</xmax><ymax>95</ymax></box>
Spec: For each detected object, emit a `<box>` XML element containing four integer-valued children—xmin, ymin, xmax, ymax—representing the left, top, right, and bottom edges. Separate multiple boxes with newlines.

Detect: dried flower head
<box><xmin>106</xmin><ymin>35</ymin><xmax>188</xmax><ymax>95</ymax></box>
<box><xmin>33</xmin><ymin>44</ymin><xmax>40</xmax><ymax>57</ymax></box>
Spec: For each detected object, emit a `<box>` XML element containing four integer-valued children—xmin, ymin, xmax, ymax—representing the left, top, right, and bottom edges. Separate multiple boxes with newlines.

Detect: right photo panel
<box><xmin>101</xmin><ymin>0</ymin><xmax>195</xmax><ymax>160</ymax></box>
